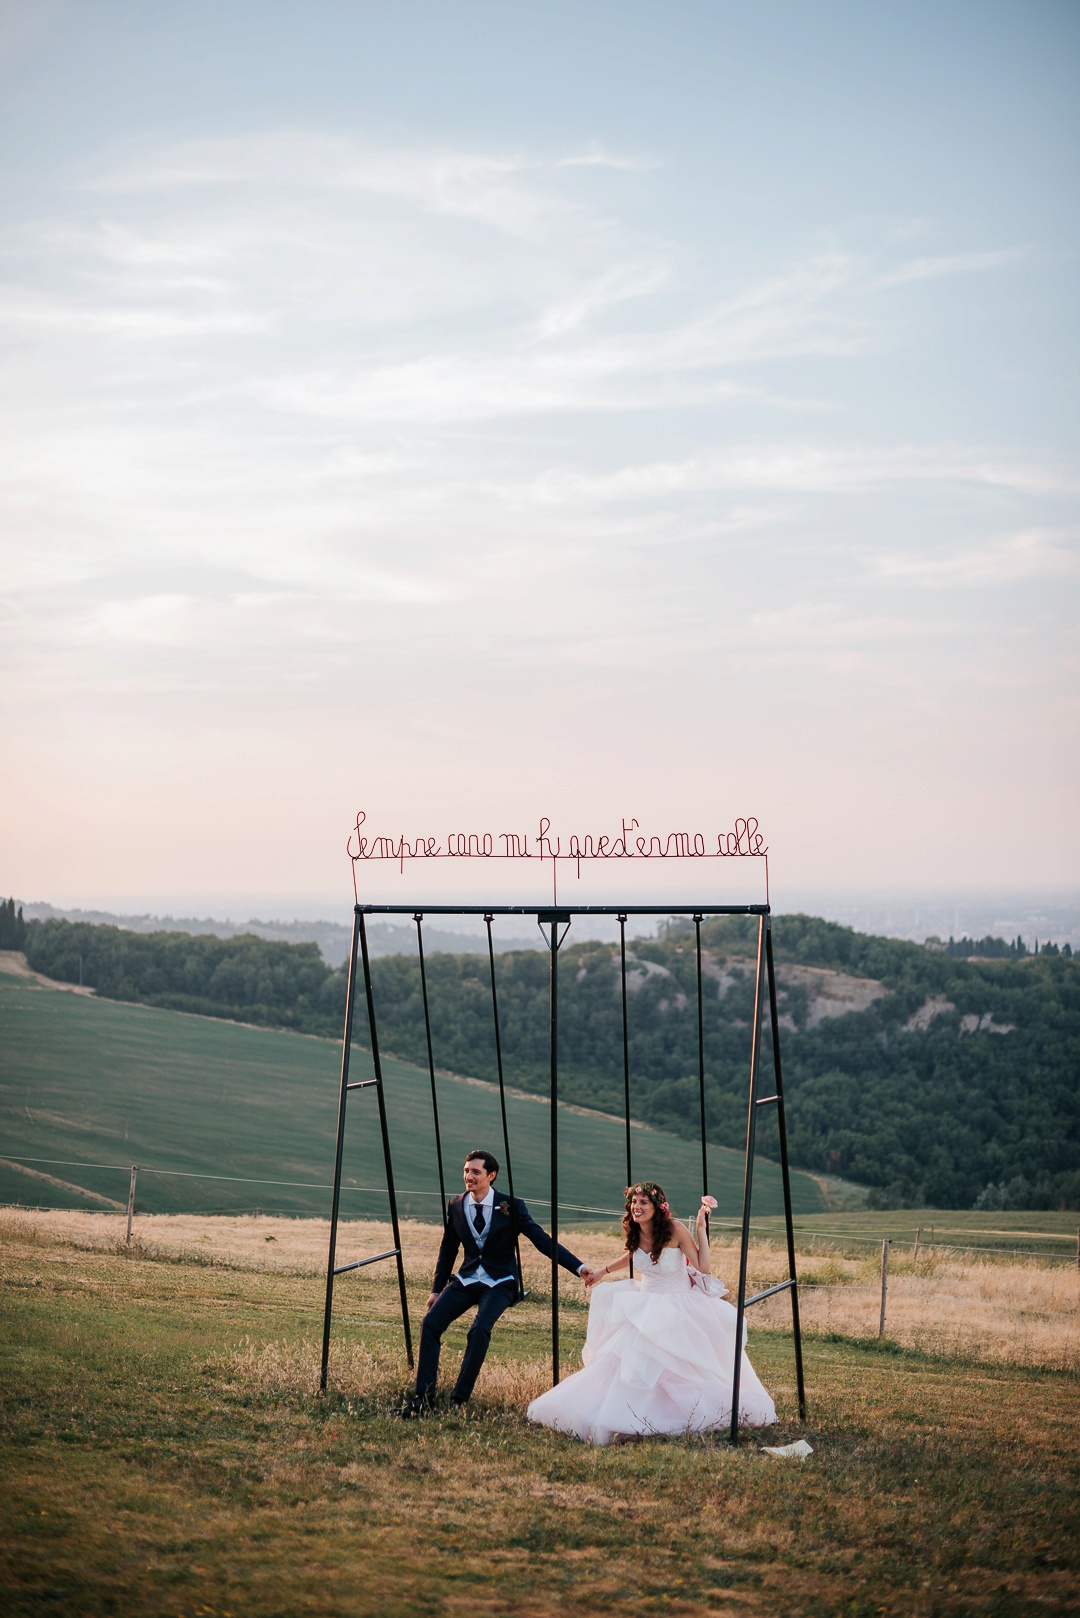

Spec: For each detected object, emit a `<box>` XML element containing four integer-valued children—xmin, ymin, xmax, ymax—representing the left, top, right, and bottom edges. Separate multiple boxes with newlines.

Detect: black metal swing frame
<box><xmin>320</xmin><ymin>902</ymin><xmax>806</xmax><ymax>1444</ymax></box>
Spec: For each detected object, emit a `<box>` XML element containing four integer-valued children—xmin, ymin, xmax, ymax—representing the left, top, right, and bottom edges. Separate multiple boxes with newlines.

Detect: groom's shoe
<box><xmin>391</xmin><ymin>1392</ymin><xmax>434</xmax><ymax>1419</ymax></box>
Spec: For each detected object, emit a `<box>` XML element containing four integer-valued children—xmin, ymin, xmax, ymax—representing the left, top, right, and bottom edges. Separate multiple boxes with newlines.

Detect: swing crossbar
<box><xmin>346</xmin><ymin>1080</ymin><xmax>378</xmax><ymax>1091</ymax></box>
<box><xmin>333</xmin><ymin>1247</ymin><xmax>399</xmax><ymax>1276</ymax></box>
<box><xmin>357</xmin><ymin>903</ymin><xmax>768</xmax><ymax>916</ymax></box>
<box><xmin>755</xmin><ymin>1093</ymin><xmax>779</xmax><ymax>1106</ymax></box>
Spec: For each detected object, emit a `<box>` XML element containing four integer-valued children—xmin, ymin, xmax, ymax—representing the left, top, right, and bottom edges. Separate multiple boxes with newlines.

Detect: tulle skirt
<box><xmin>527</xmin><ymin>1276</ymin><xmax>776</xmax><ymax>1446</ymax></box>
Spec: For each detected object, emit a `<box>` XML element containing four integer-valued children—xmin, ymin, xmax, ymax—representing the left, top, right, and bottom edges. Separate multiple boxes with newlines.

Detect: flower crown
<box><xmin>625</xmin><ymin>1182</ymin><xmax>670</xmax><ymax>1214</ymax></box>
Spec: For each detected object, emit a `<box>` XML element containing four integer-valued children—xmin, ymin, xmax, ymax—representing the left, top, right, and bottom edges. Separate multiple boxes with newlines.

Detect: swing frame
<box><xmin>320</xmin><ymin>902</ymin><xmax>806</xmax><ymax>1444</ymax></box>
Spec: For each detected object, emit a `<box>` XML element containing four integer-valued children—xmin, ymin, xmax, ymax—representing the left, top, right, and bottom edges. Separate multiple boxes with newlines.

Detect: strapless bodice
<box><xmin>633</xmin><ymin>1244</ymin><xmax>690</xmax><ymax>1292</ymax></box>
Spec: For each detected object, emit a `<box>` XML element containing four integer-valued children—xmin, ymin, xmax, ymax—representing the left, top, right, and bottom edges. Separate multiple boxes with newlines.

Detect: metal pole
<box><xmin>878</xmin><ymin>1239</ymin><xmax>890</xmax><ymax>1337</ymax></box>
<box><xmin>414</xmin><ymin>914</ymin><xmax>447</xmax><ymax>1222</ymax></box>
<box><xmin>546</xmin><ymin>913</ymin><xmax>564</xmax><ymax>1385</ymax></box>
<box><xmin>320</xmin><ymin>911</ymin><xmax>361</xmax><ymax>1392</ymax></box>
<box><xmin>618</xmin><ymin>914</ymin><xmax>631</xmax><ymax>1189</ymax></box>
<box><xmin>125</xmin><ymin>1165</ymin><xmax>137</xmax><ymax>1244</ymax></box>
<box><xmin>730</xmin><ymin>916</ymin><xmax>766</xmax><ymax>1445</ymax></box>
<box><xmin>358</xmin><ymin>911</ymin><xmax>414</xmax><ymax>1369</ymax></box>
<box><xmin>765</xmin><ymin>920</ymin><xmax>806</xmax><ymax>1420</ymax></box>
<box><xmin>694</xmin><ymin>914</ymin><xmax>708</xmax><ymax>1209</ymax></box>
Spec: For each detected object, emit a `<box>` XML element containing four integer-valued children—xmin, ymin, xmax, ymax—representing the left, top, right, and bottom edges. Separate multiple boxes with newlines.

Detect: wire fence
<box><xmin>2</xmin><ymin>1152</ymin><xmax>1077</xmax><ymax>1264</ymax></box>
<box><xmin>0</xmin><ymin>1153</ymin><xmax>622</xmax><ymax>1221</ymax></box>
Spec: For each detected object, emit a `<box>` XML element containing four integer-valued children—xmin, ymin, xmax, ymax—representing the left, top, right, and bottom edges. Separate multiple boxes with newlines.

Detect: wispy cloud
<box><xmin>554</xmin><ymin>147</ymin><xmax>661</xmax><ymax>172</ymax></box>
<box><xmin>873</xmin><ymin>527</ymin><xmax>1079</xmax><ymax>586</ymax></box>
<box><xmin>878</xmin><ymin>248</ymin><xmax>1031</xmax><ymax>287</ymax></box>
<box><xmin>0</xmin><ymin>128</ymin><xmax>1074</xmax><ymax>763</ymax></box>
<box><xmin>525</xmin><ymin>445</ymin><xmax>1076</xmax><ymax>505</ymax></box>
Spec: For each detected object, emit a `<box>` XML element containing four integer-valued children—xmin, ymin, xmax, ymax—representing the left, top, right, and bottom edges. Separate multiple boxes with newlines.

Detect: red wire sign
<box><xmin>348</xmin><ymin>812</ymin><xmax>767</xmax><ymax>886</ymax></box>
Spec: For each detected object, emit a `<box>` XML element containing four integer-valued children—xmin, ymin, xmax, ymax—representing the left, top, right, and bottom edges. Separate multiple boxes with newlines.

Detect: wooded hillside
<box><xmin>22</xmin><ymin>912</ymin><xmax>1080</xmax><ymax>1211</ymax></box>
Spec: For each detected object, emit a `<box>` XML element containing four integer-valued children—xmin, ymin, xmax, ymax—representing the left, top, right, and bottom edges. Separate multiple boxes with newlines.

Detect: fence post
<box><xmin>912</xmin><ymin>1226</ymin><xmax>921</xmax><ymax>1265</ymax></box>
<box><xmin>1075</xmin><ymin>1228</ymin><xmax>1079</xmax><ymax>1271</ymax></box>
<box><xmin>125</xmin><ymin>1165</ymin><xmax>137</xmax><ymax>1245</ymax></box>
<box><xmin>878</xmin><ymin>1239</ymin><xmax>890</xmax><ymax>1337</ymax></box>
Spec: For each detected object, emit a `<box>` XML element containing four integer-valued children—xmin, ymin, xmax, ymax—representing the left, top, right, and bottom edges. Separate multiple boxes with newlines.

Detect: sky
<box><xmin>1</xmin><ymin>0</ymin><xmax>1077</xmax><ymax>917</ymax></box>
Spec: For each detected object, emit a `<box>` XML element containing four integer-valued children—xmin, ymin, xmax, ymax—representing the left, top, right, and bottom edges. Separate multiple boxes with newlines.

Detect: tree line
<box><xmin>929</xmin><ymin>933</ymin><xmax>1073</xmax><ymax>960</ymax></box>
<box><xmin>17</xmin><ymin>909</ymin><xmax>1080</xmax><ymax>1211</ymax></box>
<box><xmin>0</xmin><ymin>899</ymin><xmax>28</xmax><ymax>949</ymax></box>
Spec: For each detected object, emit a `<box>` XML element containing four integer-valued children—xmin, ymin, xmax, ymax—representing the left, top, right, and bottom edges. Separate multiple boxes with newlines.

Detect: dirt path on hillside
<box><xmin>0</xmin><ymin>950</ymin><xmax>94</xmax><ymax>995</ymax></box>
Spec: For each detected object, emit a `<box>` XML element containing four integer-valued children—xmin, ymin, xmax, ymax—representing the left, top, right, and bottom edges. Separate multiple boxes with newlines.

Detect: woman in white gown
<box><xmin>527</xmin><ymin>1180</ymin><xmax>776</xmax><ymax>1446</ymax></box>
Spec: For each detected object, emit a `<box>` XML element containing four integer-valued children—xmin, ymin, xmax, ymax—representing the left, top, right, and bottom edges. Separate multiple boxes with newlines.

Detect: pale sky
<box><xmin>2</xmin><ymin>0</ymin><xmax>1077</xmax><ymax>914</ymax></box>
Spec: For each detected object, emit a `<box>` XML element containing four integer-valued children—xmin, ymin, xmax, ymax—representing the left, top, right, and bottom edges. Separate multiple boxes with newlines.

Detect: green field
<box><xmin>0</xmin><ymin>970</ymin><xmax>830</xmax><ymax>1223</ymax></box>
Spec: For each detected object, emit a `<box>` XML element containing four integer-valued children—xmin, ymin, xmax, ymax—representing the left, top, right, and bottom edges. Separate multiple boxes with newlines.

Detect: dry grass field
<box><xmin>6</xmin><ymin>1207</ymin><xmax>1076</xmax><ymax>1372</ymax></box>
<box><xmin>2</xmin><ymin>1210</ymin><xmax>1078</xmax><ymax>1616</ymax></box>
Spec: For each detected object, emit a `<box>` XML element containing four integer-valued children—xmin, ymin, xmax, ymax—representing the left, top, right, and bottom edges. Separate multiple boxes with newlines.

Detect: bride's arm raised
<box><xmin>672</xmin><ymin>1210</ymin><xmax>713</xmax><ymax>1274</ymax></box>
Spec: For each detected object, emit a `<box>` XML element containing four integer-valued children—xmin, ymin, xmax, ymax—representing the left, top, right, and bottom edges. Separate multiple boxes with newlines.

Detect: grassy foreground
<box><xmin>2</xmin><ymin>1219</ymin><xmax>1078</xmax><ymax>1616</ymax></box>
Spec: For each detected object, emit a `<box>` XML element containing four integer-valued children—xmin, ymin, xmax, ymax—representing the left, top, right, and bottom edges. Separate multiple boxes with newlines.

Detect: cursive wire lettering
<box><xmin>348</xmin><ymin>811</ymin><xmax>766</xmax><ymax>870</ymax></box>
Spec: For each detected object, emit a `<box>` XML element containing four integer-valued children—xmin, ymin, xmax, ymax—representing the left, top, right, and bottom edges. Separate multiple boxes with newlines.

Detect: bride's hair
<box><xmin>623</xmin><ymin>1180</ymin><xmax>674</xmax><ymax>1264</ymax></box>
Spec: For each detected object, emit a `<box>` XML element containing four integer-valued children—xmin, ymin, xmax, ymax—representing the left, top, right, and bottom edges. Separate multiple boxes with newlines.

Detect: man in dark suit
<box><xmin>394</xmin><ymin>1148</ymin><xmax>591</xmax><ymax>1416</ymax></box>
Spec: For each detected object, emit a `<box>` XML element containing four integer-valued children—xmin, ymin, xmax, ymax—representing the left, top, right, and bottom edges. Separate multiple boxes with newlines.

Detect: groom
<box><xmin>394</xmin><ymin>1149</ymin><xmax>592</xmax><ymax>1416</ymax></box>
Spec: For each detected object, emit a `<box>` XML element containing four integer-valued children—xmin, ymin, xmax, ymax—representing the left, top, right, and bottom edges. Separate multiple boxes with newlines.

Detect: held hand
<box><xmin>579</xmin><ymin>1267</ymin><xmax>599</xmax><ymax>1289</ymax></box>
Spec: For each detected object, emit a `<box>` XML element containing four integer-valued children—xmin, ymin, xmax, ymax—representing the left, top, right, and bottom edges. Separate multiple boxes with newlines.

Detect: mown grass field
<box><xmin>1</xmin><ymin>1215</ymin><xmax>1077</xmax><ymax>1617</ymax></box>
<box><xmin>0</xmin><ymin>967</ymin><xmax>830</xmax><ymax>1221</ymax></box>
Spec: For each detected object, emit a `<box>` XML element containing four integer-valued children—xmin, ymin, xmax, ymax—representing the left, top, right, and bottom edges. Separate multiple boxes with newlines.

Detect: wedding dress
<box><xmin>526</xmin><ymin>1245</ymin><xmax>776</xmax><ymax>1445</ymax></box>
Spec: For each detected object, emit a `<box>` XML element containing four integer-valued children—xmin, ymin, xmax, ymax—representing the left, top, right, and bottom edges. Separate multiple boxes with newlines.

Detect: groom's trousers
<box><xmin>417</xmin><ymin>1277</ymin><xmax>516</xmax><ymax>1403</ymax></box>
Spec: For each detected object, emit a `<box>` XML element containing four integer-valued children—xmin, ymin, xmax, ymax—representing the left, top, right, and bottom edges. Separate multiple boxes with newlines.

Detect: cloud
<box><xmin>525</xmin><ymin>445</ymin><xmax>1076</xmax><ymax>505</ymax></box>
<box><xmin>88</xmin><ymin>133</ymin><xmax>610</xmax><ymax>245</ymax></box>
<box><xmin>534</xmin><ymin>258</ymin><xmax>671</xmax><ymax>338</ymax></box>
<box><xmin>873</xmin><ymin>528</ymin><xmax>1079</xmax><ymax>587</ymax></box>
<box><xmin>0</xmin><ymin>134</ymin><xmax>903</xmax><ymax>436</ymax></box>
<box><xmin>554</xmin><ymin>147</ymin><xmax>661</xmax><ymax>172</ymax></box>
<box><xmin>0</xmin><ymin>127</ymin><xmax>1074</xmax><ymax>734</ymax></box>
<box><xmin>878</xmin><ymin>248</ymin><xmax>1031</xmax><ymax>287</ymax></box>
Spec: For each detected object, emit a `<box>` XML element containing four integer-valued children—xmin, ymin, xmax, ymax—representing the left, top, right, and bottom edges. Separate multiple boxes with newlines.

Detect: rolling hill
<box><xmin>15</xmin><ymin>910</ymin><xmax>1080</xmax><ymax>1209</ymax></box>
<box><xmin>0</xmin><ymin>965</ymin><xmax>831</xmax><ymax>1223</ymax></box>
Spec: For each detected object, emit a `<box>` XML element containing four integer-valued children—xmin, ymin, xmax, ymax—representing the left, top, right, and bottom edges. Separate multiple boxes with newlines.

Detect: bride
<box><xmin>527</xmin><ymin>1180</ymin><xmax>776</xmax><ymax>1445</ymax></box>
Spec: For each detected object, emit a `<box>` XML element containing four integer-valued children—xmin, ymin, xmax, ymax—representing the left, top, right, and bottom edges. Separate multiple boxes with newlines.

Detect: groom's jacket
<box><xmin>432</xmin><ymin>1193</ymin><xmax>585</xmax><ymax>1294</ymax></box>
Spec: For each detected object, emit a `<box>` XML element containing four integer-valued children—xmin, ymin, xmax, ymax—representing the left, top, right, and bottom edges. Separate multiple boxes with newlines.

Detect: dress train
<box><xmin>527</xmin><ymin>1246</ymin><xmax>776</xmax><ymax>1446</ymax></box>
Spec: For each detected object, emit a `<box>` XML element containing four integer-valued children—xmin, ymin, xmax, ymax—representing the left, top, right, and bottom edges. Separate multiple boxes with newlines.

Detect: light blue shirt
<box><xmin>464</xmin><ymin>1185</ymin><xmax>499</xmax><ymax>1288</ymax></box>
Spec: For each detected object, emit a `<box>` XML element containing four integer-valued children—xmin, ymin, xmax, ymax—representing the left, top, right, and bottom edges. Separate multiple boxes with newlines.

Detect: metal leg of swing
<box><xmin>766</xmin><ymin>920</ymin><xmax>806</xmax><ymax>1420</ymax></box>
<box><xmin>358</xmin><ymin>912</ymin><xmax>414</xmax><ymax>1369</ymax></box>
<box><xmin>730</xmin><ymin>916</ymin><xmax>766</xmax><ymax>1444</ymax></box>
<box><xmin>320</xmin><ymin>912</ymin><xmax>361</xmax><ymax>1393</ymax></box>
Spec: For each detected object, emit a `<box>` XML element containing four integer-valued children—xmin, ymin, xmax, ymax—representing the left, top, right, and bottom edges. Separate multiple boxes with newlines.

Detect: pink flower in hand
<box><xmin>700</xmin><ymin>1195</ymin><xmax>718</xmax><ymax>1210</ymax></box>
